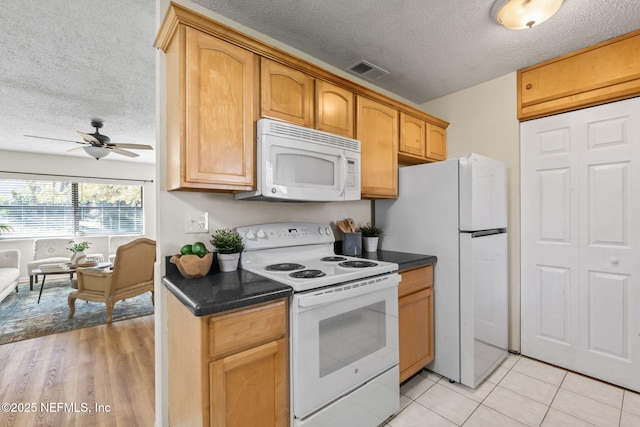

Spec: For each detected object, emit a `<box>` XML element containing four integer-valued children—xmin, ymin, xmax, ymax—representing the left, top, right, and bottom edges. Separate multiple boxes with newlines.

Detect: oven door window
<box><xmin>319</xmin><ymin>301</ymin><xmax>386</xmax><ymax>377</ymax></box>
<box><xmin>293</xmin><ymin>285</ymin><xmax>398</xmax><ymax>418</ymax></box>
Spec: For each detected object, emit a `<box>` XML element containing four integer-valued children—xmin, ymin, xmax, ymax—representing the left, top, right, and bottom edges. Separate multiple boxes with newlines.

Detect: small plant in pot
<box><xmin>210</xmin><ymin>228</ymin><xmax>245</xmax><ymax>272</ymax></box>
<box><xmin>359</xmin><ymin>223</ymin><xmax>382</xmax><ymax>252</ymax></box>
<box><xmin>170</xmin><ymin>241</ymin><xmax>214</xmax><ymax>279</ymax></box>
<box><xmin>68</xmin><ymin>241</ymin><xmax>91</xmax><ymax>266</ymax></box>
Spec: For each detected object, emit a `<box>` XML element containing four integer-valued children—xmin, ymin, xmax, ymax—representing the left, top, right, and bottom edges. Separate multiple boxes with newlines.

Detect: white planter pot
<box><xmin>217</xmin><ymin>252</ymin><xmax>240</xmax><ymax>272</ymax></box>
<box><xmin>70</xmin><ymin>251</ymin><xmax>87</xmax><ymax>266</ymax></box>
<box><xmin>362</xmin><ymin>236</ymin><xmax>379</xmax><ymax>252</ymax></box>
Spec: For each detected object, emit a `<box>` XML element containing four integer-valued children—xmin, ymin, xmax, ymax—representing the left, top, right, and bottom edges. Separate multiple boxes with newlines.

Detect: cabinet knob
<box><xmin>525</xmin><ymin>83</ymin><xmax>533</xmax><ymax>90</ymax></box>
<box><xmin>611</xmin><ymin>257</ymin><xmax>619</xmax><ymax>265</ymax></box>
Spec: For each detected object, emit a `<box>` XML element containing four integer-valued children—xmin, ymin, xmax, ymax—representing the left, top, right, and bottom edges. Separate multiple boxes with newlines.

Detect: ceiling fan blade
<box><xmin>110</xmin><ymin>143</ymin><xmax>154</xmax><ymax>150</ymax></box>
<box><xmin>77</xmin><ymin>131</ymin><xmax>101</xmax><ymax>145</ymax></box>
<box><xmin>111</xmin><ymin>147</ymin><xmax>139</xmax><ymax>158</ymax></box>
<box><xmin>67</xmin><ymin>147</ymin><xmax>84</xmax><ymax>152</ymax></box>
<box><xmin>25</xmin><ymin>135</ymin><xmax>86</xmax><ymax>144</ymax></box>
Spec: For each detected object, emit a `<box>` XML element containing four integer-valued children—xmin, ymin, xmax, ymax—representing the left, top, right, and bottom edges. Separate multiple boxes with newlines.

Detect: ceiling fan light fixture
<box><xmin>83</xmin><ymin>146</ymin><xmax>110</xmax><ymax>160</ymax></box>
<box><xmin>491</xmin><ymin>0</ymin><xmax>564</xmax><ymax>30</ymax></box>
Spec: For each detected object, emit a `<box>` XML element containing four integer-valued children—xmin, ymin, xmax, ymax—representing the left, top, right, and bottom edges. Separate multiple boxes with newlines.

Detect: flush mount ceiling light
<box><xmin>491</xmin><ymin>0</ymin><xmax>564</xmax><ymax>29</ymax></box>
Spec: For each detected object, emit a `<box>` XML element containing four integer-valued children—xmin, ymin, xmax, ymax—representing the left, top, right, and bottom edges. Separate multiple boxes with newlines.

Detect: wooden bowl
<box><xmin>170</xmin><ymin>252</ymin><xmax>213</xmax><ymax>279</ymax></box>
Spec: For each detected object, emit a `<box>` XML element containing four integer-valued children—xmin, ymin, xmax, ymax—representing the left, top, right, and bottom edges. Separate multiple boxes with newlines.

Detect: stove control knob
<box><xmin>245</xmin><ymin>230</ymin><xmax>257</xmax><ymax>240</ymax></box>
<box><xmin>324</xmin><ymin>227</ymin><xmax>332</xmax><ymax>236</ymax></box>
<box><xmin>256</xmin><ymin>229</ymin><xmax>267</xmax><ymax>239</ymax></box>
<box><xmin>318</xmin><ymin>227</ymin><xmax>325</xmax><ymax>235</ymax></box>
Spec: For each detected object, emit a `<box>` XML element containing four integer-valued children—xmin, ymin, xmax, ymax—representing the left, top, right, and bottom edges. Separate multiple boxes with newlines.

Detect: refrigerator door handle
<box><xmin>466</xmin><ymin>228</ymin><xmax>506</xmax><ymax>238</ymax></box>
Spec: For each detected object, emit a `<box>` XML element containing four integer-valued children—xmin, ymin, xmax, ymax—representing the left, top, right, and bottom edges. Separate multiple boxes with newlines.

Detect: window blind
<box><xmin>0</xmin><ymin>179</ymin><xmax>143</xmax><ymax>238</ymax></box>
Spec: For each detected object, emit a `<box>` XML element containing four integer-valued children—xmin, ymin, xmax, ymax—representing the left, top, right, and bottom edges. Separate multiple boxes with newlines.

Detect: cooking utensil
<box><xmin>337</xmin><ymin>220</ymin><xmax>351</xmax><ymax>233</ymax></box>
<box><xmin>346</xmin><ymin>218</ymin><xmax>356</xmax><ymax>233</ymax></box>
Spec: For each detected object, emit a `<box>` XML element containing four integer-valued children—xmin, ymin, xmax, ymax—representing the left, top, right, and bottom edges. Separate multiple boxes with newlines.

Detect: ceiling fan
<box><xmin>24</xmin><ymin>119</ymin><xmax>153</xmax><ymax>160</ymax></box>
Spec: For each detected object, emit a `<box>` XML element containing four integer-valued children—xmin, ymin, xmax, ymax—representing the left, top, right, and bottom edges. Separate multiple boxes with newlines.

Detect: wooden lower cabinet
<box><xmin>167</xmin><ymin>293</ymin><xmax>289</xmax><ymax>427</ymax></box>
<box><xmin>398</xmin><ymin>265</ymin><xmax>434</xmax><ymax>383</ymax></box>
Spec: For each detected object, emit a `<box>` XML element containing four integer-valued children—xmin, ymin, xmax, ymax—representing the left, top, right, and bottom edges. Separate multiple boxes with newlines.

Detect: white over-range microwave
<box><xmin>235</xmin><ymin>118</ymin><xmax>361</xmax><ymax>202</ymax></box>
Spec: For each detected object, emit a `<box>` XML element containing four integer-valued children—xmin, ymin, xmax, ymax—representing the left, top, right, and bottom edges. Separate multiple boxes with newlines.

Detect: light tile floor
<box><xmin>384</xmin><ymin>355</ymin><xmax>640</xmax><ymax>427</ymax></box>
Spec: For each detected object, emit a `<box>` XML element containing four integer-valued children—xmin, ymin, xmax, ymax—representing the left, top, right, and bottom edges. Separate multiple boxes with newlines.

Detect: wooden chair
<box><xmin>68</xmin><ymin>238</ymin><xmax>156</xmax><ymax>323</ymax></box>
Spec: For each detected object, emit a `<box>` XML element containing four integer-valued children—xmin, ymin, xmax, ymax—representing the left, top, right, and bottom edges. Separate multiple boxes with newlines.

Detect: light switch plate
<box><xmin>185</xmin><ymin>212</ymin><xmax>209</xmax><ymax>233</ymax></box>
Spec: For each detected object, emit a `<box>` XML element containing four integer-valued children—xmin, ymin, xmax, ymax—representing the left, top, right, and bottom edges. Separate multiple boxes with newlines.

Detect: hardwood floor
<box><xmin>0</xmin><ymin>315</ymin><xmax>155</xmax><ymax>426</ymax></box>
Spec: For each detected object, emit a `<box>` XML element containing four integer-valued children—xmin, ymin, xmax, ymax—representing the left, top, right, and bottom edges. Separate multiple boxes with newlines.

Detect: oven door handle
<box><xmin>297</xmin><ymin>274</ymin><xmax>400</xmax><ymax>309</ymax></box>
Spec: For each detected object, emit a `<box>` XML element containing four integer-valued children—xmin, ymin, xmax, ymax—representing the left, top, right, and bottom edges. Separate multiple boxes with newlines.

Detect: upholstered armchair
<box><xmin>68</xmin><ymin>238</ymin><xmax>155</xmax><ymax>323</ymax></box>
<box><xmin>108</xmin><ymin>235</ymin><xmax>139</xmax><ymax>263</ymax></box>
<box><xmin>27</xmin><ymin>238</ymin><xmax>71</xmax><ymax>290</ymax></box>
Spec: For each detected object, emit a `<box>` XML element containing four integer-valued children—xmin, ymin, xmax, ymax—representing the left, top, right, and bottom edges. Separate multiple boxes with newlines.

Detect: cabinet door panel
<box><xmin>426</xmin><ymin>123</ymin><xmax>447</xmax><ymax>161</ymax></box>
<box><xmin>184</xmin><ymin>28</ymin><xmax>256</xmax><ymax>189</ymax></box>
<box><xmin>261</xmin><ymin>58</ymin><xmax>314</xmax><ymax>127</ymax></box>
<box><xmin>399</xmin><ymin>288</ymin><xmax>434</xmax><ymax>382</ymax></box>
<box><xmin>356</xmin><ymin>96</ymin><xmax>398</xmax><ymax>198</ymax></box>
<box><xmin>211</xmin><ymin>338</ymin><xmax>288</xmax><ymax>427</ymax></box>
<box><xmin>400</xmin><ymin>112</ymin><xmax>426</xmax><ymax>158</ymax></box>
<box><xmin>315</xmin><ymin>80</ymin><xmax>354</xmax><ymax>138</ymax></box>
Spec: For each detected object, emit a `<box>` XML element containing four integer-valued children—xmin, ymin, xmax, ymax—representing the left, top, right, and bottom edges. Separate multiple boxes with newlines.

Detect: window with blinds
<box><xmin>0</xmin><ymin>179</ymin><xmax>143</xmax><ymax>237</ymax></box>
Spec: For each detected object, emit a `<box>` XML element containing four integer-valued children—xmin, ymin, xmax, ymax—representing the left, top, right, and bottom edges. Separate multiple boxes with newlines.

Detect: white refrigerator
<box><xmin>376</xmin><ymin>153</ymin><xmax>508</xmax><ymax>388</ymax></box>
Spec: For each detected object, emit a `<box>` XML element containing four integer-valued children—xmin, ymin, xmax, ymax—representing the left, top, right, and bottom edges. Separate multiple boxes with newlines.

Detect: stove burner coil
<box><xmin>338</xmin><ymin>260</ymin><xmax>379</xmax><ymax>268</ymax></box>
<box><xmin>289</xmin><ymin>269</ymin><xmax>326</xmax><ymax>279</ymax></box>
<box><xmin>265</xmin><ymin>263</ymin><xmax>305</xmax><ymax>272</ymax></box>
<box><xmin>320</xmin><ymin>256</ymin><xmax>347</xmax><ymax>262</ymax></box>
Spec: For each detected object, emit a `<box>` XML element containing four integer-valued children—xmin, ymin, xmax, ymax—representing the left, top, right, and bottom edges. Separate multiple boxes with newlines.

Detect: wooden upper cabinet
<box><xmin>315</xmin><ymin>80</ymin><xmax>354</xmax><ymax>138</ymax></box>
<box><xmin>518</xmin><ymin>29</ymin><xmax>640</xmax><ymax>120</ymax></box>
<box><xmin>399</xmin><ymin>112</ymin><xmax>426</xmax><ymax>158</ymax></box>
<box><xmin>426</xmin><ymin>123</ymin><xmax>447</xmax><ymax>161</ymax></box>
<box><xmin>163</xmin><ymin>26</ymin><xmax>257</xmax><ymax>191</ymax></box>
<box><xmin>261</xmin><ymin>58</ymin><xmax>314</xmax><ymax>127</ymax></box>
<box><xmin>356</xmin><ymin>96</ymin><xmax>398</xmax><ymax>199</ymax></box>
<box><xmin>399</xmin><ymin>113</ymin><xmax>447</xmax><ymax>164</ymax></box>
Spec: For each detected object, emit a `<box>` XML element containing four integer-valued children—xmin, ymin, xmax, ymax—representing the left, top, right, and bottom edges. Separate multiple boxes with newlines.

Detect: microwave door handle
<box><xmin>339</xmin><ymin>152</ymin><xmax>347</xmax><ymax>197</ymax></box>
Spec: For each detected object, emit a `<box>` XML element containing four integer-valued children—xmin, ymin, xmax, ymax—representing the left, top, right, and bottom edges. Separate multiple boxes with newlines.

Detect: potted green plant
<box><xmin>0</xmin><ymin>225</ymin><xmax>12</xmax><ymax>234</ymax></box>
<box><xmin>210</xmin><ymin>228</ymin><xmax>245</xmax><ymax>272</ymax></box>
<box><xmin>68</xmin><ymin>240</ymin><xmax>91</xmax><ymax>266</ymax></box>
<box><xmin>359</xmin><ymin>223</ymin><xmax>382</xmax><ymax>252</ymax></box>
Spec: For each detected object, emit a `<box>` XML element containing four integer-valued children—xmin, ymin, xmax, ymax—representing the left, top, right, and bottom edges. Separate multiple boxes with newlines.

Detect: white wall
<box><xmin>420</xmin><ymin>73</ymin><xmax>521</xmax><ymax>352</ymax></box>
<box><xmin>0</xmin><ymin>150</ymin><xmax>156</xmax><ymax>278</ymax></box>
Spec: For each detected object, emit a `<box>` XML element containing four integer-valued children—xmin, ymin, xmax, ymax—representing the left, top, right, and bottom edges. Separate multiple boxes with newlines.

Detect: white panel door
<box><xmin>521</xmin><ymin>97</ymin><xmax>640</xmax><ymax>392</ymax></box>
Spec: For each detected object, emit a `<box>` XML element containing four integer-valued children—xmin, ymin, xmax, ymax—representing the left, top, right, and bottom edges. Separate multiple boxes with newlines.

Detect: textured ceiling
<box><xmin>0</xmin><ymin>0</ymin><xmax>156</xmax><ymax>164</ymax></box>
<box><xmin>1</xmin><ymin>0</ymin><xmax>639</xmax><ymax>163</ymax></box>
<box><xmin>193</xmin><ymin>0</ymin><xmax>640</xmax><ymax>103</ymax></box>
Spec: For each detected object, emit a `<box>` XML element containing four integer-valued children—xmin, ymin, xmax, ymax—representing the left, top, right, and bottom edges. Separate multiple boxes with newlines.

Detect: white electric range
<box><xmin>237</xmin><ymin>222</ymin><xmax>400</xmax><ymax>427</ymax></box>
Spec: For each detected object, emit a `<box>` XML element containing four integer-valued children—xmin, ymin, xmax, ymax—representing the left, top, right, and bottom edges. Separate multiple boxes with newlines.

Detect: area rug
<box><xmin>0</xmin><ymin>279</ymin><xmax>154</xmax><ymax>345</ymax></box>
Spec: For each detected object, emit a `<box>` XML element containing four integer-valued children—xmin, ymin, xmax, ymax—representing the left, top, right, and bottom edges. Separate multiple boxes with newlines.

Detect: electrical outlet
<box><xmin>185</xmin><ymin>212</ymin><xmax>209</xmax><ymax>233</ymax></box>
<box><xmin>340</xmin><ymin>213</ymin><xmax>348</xmax><ymax>220</ymax></box>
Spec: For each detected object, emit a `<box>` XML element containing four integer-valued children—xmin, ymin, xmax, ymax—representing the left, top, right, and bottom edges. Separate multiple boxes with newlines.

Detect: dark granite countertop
<box><xmin>163</xmin><ymin>249</ymin><xmax>434</xmax><ymax>317</ymax></box>
<box><xmin>163</xmin><ymin>257</ymin><xmax>292</xmax><ymax>316</ymax></box>
<box><xmin>356</xmin><ymin>250</ymin><xmax>437</xmax><ymax>272</ymax></box>
<box><xmin>335</xmin><ymin>244</ymin><xmax>437</xmax><ymax>271</ymax></box>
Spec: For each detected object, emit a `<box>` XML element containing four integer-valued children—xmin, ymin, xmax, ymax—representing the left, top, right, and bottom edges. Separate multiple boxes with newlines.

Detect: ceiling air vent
<box><xmin>346</xmin><ymin>60</ymin><xmax>389</xmax><ymax>82</ymax></box>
